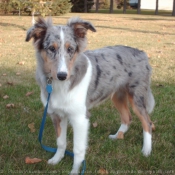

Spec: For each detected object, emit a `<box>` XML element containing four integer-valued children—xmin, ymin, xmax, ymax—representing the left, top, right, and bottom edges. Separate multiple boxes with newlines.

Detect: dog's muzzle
<box><xmin>57</xmin><ymin>72</ymin><xmax>67</xmax><ymax>81</ymax></box>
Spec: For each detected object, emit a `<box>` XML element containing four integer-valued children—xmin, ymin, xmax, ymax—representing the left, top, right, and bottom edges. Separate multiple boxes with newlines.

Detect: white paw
<box><xmin>142</xmin><ymin>147</ymin><xmax>151</xmax><ymax>157</ymax></box>
<box><xmin>109</xmin><ymin>134</ymin><xmax>117</xmax><ymax>140</ymax></box>
<box><xmin>48</xmin><ymin>152</ymin><xmax>64</xmax><ymax>165</ymax></box>
<box><xmin>142</xmin><ymin>131</ymin><xmax>152</xmax><ymax>157</ymax></box>
<box><xmin>70</xmin><ymin>169</ymin><xmax>79</xmax><ymax>175</ymax></box>
<box><xmin>109</xmin><ymin>124</ymin><xmax>128</xmax><ymax>140</ymax></box>
<box><xmin>48</xmin><ymin>157</ymin><xmax>60</xmax><ymax>165</ymax></box>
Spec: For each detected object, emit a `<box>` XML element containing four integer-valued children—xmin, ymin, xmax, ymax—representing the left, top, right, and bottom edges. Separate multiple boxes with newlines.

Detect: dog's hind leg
<box><xmin>146</xmin><ymin>88</ymin><xmax>155</xmax><ymax>131</ymax></box>
<box><xmin>48</xmin><ymin>115</ymin><xmax>68</xmax><ymax>165</ymax></box>
<box><xmin>128</xmin><ymin>93</ymin><xmax>153</xmax><ymax>156</ymax></box>
<box><xmin>109</xmin><ymin>90</ymin><xmax>132</xmax><ymax>140</ymax></box>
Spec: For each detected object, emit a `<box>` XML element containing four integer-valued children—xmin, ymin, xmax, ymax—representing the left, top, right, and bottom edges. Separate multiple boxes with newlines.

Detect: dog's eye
<box><xmin>49</xmin><ymin>46</ymin><xmax>56</xmax><ymax>52</ymax></box>
<box><xmin>67</xmin><ymin>47</ymin><xmax>73</xmax><ymax>53</ymax></box>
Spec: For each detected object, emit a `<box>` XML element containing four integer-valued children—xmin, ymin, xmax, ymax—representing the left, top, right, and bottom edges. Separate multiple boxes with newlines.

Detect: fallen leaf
<box><xmin>7</xmin><ymin>82</ymin><xmax>14</xmax><ymax>86</ymax></box>
<box><xmin>6</xmin><ymin>104</ymin><xmax>11</xmax><ymax>108</ymax></box>
<box><xmin>93</xmin><ymin>122</ymin><xmax>98</xmax><ymax>128</ymax></box>
<box><xmin>16</xmin><ymin>72</ymin><xmax>21</xmax><ymax>76</ymax></box>
<box><xmin>156</xmin><ymin>84</ymin><xmax>164</xmax><ymax>87</ymax></box>
<box><xmin>28</xmin><ymin>122</ymin><xmax>35</xmax><ymax>133</ymax></box>
<box><xmin>152</xmin><ymin>65</ymin><xmax>159</xmax><ymax>67</ymax></box>
<box><xmin>18</xmin><ymin>61</ymin><xmax>25</xmax><ymax>65</ymax></box>
<box><xmin>3</xmin><ymin>95</ymin><xmax>9</xmax><ymax>99</ymax></box>
<box><xmin>25</xmin><ymin>157</ymin><xmax>42</xmax><ymax>164</ymax></box>
<box><xmin>26</xmin><ymin>91</ymin><xmax>34</xmax><ymax>97</ymax></box>
<box><xmin>98</xmin><ymin>168</ymin><xmax>109</xmax><ymax>174</ymax></box>
<box><xmin>6</xmin><ymin>103</ymin><xmax>14</xmax><ymax>108</ymax></box>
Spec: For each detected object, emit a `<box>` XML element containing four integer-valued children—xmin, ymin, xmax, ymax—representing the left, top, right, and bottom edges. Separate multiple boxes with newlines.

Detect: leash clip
<box><xmin>47</xmin><ymin>77</ymin><xmax>53</xmax><ymax>85</ymax></box>
<box><xmin>46</xmin><ymin>77</ymin><xmax>53</xmax><ymax>94</ymax></box>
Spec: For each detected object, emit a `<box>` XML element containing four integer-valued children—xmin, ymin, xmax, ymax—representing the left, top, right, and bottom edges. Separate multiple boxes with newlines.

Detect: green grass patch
<box><xmin>0</xmin><ymin>13</ymin><xmax>175</xmax><ymax>174</ymax></box>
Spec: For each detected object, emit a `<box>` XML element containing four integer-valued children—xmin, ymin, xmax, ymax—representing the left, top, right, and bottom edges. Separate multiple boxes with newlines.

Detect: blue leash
<box><xmin>38</xmin><ymin>80</ymin><xmax>86</xmax><ymax>175</ymax></box>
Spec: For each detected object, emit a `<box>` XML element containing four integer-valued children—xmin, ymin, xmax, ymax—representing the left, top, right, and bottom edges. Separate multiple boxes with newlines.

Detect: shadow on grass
<box><xmin>53</xmin><ymin>15</ymin><xmax>110</xmax><ymax>22</ymax></box>
<box><xmin>54</xmin><ymin>16</ymin><xmax>111</xmax><ymax>22</ymax></box>
<box><xmin>96</xmin><ymin>25</ymin><xmax>175</xmax><ymax>36</ymax></box>
<box><xmin>0</xmin><ymin>22</ymin><xmax>27</xmax><ymax>31</ymax></box>
<box><xmin>90</xmin><ymin>9</ymin><xmax>172</xmax><ymax>16</ymax></box>
<box><xmin>54</xmin><ymin>16</ymin><xmax>70</xmax><ymax>19</ymax></box>
<box><xmin>131</xmin><ymin>17</ymin><xmax>175</xmax><ymax>21</ymax></box>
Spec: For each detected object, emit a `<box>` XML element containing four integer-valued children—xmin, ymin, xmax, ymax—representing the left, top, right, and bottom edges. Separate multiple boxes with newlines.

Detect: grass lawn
<box><xmin>0</xmin><ymin>13</ymin><xmax>175</xmax><ymax>174</ymax></box>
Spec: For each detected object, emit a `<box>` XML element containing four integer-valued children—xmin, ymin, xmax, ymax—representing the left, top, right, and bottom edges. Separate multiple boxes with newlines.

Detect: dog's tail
<box><xmin>146</xmin><ymin>88</ymin><xmax>155</xmax><ymax>114</ymax></box>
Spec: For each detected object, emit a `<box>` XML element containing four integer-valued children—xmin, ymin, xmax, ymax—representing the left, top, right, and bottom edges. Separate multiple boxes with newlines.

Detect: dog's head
<box><xmin>26</xmin><ymin>17</ymin><xmax>96</xmax><ymax>81</ymax></box>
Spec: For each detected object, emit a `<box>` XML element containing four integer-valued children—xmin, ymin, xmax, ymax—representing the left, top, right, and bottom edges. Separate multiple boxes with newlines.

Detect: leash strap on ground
<box><xmin>38</xmin><ymin>83</ymin><xmax>86</xmax><ymax>175</ymax></box>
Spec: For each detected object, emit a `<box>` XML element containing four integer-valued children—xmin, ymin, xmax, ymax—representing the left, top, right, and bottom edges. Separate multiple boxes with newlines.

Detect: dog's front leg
<box><xmin>48</xmin><ymin>115</ymin><xmax>68</xmax><ymax>165</ymax></box>
<box><xmin>69</xmin><ymin>114</ymin><xmax>89</xmax><ymax>175</ymax></box>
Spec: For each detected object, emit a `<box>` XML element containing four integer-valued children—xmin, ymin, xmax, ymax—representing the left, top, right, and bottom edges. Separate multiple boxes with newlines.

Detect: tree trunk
<box><xmin>172</xmin><ymin>0</ymin><xmax>175</xmax><ymax>16</ymax></box>
<box><xmin>155</xmin><ymin>0</ymin><xmax>158</xmax><ymax>15</ymax></box>
<box><xmin>137</xmin><ymin>0</ymin><xmax>141</xmax><ymax>14</ymax></box>
<box><xmin>96</xmin><ymin>0</ymin><xmax>99</xmax><ymax>13</ymax></box>
<box><xmin>19</xmin><ymin>7</ymin><xmax>21</xmax><ymax>16</ymax></box>
<box><xmin>123</xmin><ymin>0</ymin><xmax>127</xmax><ymax>14</ymax></box>
<box><xmin>84</xmin><ymin>0</ymin><xmax>87</xmax><ymax>12</ymax></box>
<box><xmin>110</xmin><ymin>0</ymin><xmax>113</xmax><ymax>13</ymax></box>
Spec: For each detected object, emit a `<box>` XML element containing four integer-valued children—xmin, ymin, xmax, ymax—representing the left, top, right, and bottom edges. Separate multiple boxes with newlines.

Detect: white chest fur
<box><xmin>40</xmin><ymin>56</ymin><xmax>92</xmax><ymax>118</ymax></box>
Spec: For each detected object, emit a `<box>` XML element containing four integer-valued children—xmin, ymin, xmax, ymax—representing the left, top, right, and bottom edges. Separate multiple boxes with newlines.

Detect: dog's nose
<box><xmin>57</xmin><ymin>72</ymin><xmax>67</xmax><ymax>81</ymax></box>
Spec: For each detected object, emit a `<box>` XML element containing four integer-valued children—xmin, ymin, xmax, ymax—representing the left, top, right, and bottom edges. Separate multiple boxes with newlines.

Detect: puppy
<box><xmin>26</xmin><ymin>17</ymin><xmax>155</xmax><ymax>174</ymax></box>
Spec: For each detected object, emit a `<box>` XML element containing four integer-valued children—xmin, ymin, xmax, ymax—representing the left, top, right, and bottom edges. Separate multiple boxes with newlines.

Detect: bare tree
<box><xmin>110</xmin><ymin>0</ymin><xmax>113</xmax><ymax>13</ymax></box>
<box><xmin>137</xmin><ymin>0</ymin><xmax>141</xmax><ymax>14</ymax></box>
<box><xmin>84</xmin><ymin>0</ymin><xmax>87</xmax><ymax>12</ymax></box>
<box><xmin>96</xmin><ymin>0</ymin><xmax>99</xmax><ymax>13</ymax></box>
<box><xmin>172</xmin><ymin>0</ymin><xmax>175</xmax><ymax>16</ymax></box>
<box><xmin>123</xmin><ymin>0</ymin><xmax>127</xmax><ymax>14</ymax></box>
<box><xmin>155</xmin><ymin>0</ymin><xmax>158</xmax><ymax>15</ymax></box>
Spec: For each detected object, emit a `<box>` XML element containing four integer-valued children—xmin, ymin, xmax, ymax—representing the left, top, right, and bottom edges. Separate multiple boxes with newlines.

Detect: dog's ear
<box><xmin>25</xmin><ymin>17</ymin><xmax>52</xmax><ymax>44</ymax></box>
<box><xmin>67</xmin><ymin>17</ymin><xmax>96</xmax><ymax>38</ymax></box>
<box><xmin>67</xmin><ymin>17</ymin><xmax>96</xmax><ymax>52</ymax></box>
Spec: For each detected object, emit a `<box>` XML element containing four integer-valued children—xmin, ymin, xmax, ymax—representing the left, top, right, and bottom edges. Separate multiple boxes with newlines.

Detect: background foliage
<box><xmin>0</xmin><ymin>0</ymin><xmax>72</xmax><ymax>16</ymax></box>
<box><xmin>71</xmin><ymin>0</ymin><xmax>94</xmax><ymax>12</ymax></box>
<box><xmin>116</xmin><ymin>0</ymin><xmax>130</xmax><ymax>9</ymax></box>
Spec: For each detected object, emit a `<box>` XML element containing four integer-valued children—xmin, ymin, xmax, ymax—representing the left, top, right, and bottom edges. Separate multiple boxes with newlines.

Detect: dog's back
<box><xmin>84</xmin><ymin>45</ymin><xmax>153</xmax><ymax>110</ymax></box>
